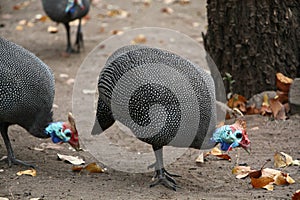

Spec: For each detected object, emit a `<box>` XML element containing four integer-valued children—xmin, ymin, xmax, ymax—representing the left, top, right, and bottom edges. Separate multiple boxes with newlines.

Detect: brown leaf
<box><xmin>71</xmin><ymin>165</ymin><xmax>84</xmax><ymax>172</ymax></box>
<box><xmin>276</xmin><ymin>72</ymin><xmax>293</xmax><ymax>92</ymax></box>
<box><xmin>72</xmin><ymin>162</ymin><xmax>106</xmax><ymax>174</ymax></box>
<box><xmin>269</xmin><ymin>97</ymin><xmax>286</xmax><ymax>120</ymax></box>
<box><xmin>250</xmin><ymin>176</ymin><xmax>274</xmax><ymax>189</ymax></box>
<box><xmin>246</xmin><ymin>104</ymin><xmax>260</xmax><ymax>115</ymax></box>
<box><xmin>84</xmin><ymin>162</ymin><xmax>105</xmax><ymax>173</ymax></box>
<box><xmin>111</xmin><ymin>30</ymin><xmax>124</xmax><ymax>35</ymax></box>
<box><xmin>273</xmin><ymin>172</ymin><xmax>295</xmax><ymax>185</ymax></box>
<box><xmin>276</xmin><ymin>90</ymin><xmax>289</xmax><ymax>104</ymax></box>
<box><xmin>249</xmin><ymin>169</ymin><xmax>262</xmax><ymax>179</ymax></box>
<box><xmin>292</xmin><ymin>190</ymin><xmax>300</xmax><ymax>200</ymax></box>
<box><xmin>227</xmin><ymin>94</ymin><xmax>247</xmax><ymax>113</ymax></box>
<box><xmin>206</xmin><ymin>147</ymin><xmax>231</xmax><ymax>161</ymax></box>
<box><xmin>13</xmin><ymin>1</ymin><xmax>30</xmax><ymax>10</ymax></box>
<box><xmin>37</xmin><ymin>15</ymin><xmax>49</xmax><ymax>22</ymax></box>
<box><xmin>161</xmin><ymin>7</ymin><xmax>174</xmax><ymax>14</ymax></box>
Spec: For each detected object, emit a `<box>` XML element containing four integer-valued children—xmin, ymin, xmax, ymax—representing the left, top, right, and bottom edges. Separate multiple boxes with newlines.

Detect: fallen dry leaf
<box><xmin>13</xmin><ymin>1</ymin><xmax>30</xmax><ymax>10</ymax></box>
<box><xmin>269</xmin><ymin>97</ymin><xmax>286</xmax><ymax>120</ymax></box>
<box><xmin>107</xmin><ymin>9</ymin><xmax>130</xmax><ymax>18</ymax></box>
<box><xmin>16</xmin><ymin>168</ymin><xmax>36</xmax><ymax>177</ymax></box>
<box><xmin>274</xmin><ymin>152</ymin><xmax>293</xmax><ymax>167</ymax></box>
<box><xmin>276</xmin><ymin>90</ymin><xmax>289</xmax><ymax>104</ymax></box>
<box><xmin>47</xmin><ymin>26</ymin><xmax>58</xmax><ymax>33</ymax></box>
<box><xmin>35</xmin><ymin>14</ymin><xmax>49</xmax><ymax>22</ymax></box>
<box><xmin>292</xmin><ymin>190</ymin><xmax>300</xmax><ymax>200</ymax></box>
<box><xmin>205</xmin><ymin>146</ymin><xmax>231</xmax><ymax>161</ymax></box>
<box><xmin>276</xmin><ymin>72</ymin><xmax>293</xmax><ymax>92</ymax></box>
<box><xmin>18</xmin><ymin>19</ymin><xmax>27</xmax><ymax>26</ymax></box>
<box><xmin>161</xmin><ymin>7</ymin><xmax>174</xmax><ymax>14</ymax></box>
<box><xmin>131</xmin><ymin>34</ymin><xmax>147</xmax><ymax>44</ymax></box>
<box><xmin>57</xmin><ymin>153</ymin><xmax>85</xmax><ymax>165</ymax></box>
<box><xmin>273</xmin><ymin>172</ymin><xmax>295</xmax><ymax>185</ymax></box>
<box><xmin>195</xmin><ymin>152</ymin><xmax>204</xmax><ymax>163</ymax></box>
<box><xmin>274</xmin><ymin>152</ymin><xmax>300</xmax><ymax>168</ymax></box>
<box><xmin>232</xmin><ymin>165</ymin><xmax>254</xmax><ymax>179</ymax></box>
<box><xmin>72</xmin><ymin>162</ymin><xmax>106</xmax><ymax>174</ymax></box>
<box><xmin>15</xmin><ymin>25</ymin><xmax>24</xmax><ymax>31</ymax></box>
<box><xmin>250</xmin><ymin>176</ymin><xmax>274</xmax><ymax>190</ymax></box>
<box><xmin>227</xmin><ymin>94</ymin><xmax>247</xmax><ymax>113</ymax></box>
<box><xmin>111</xmin><ymin>30</ymin><xmax>124</xmax><ymax>35</ymax></box>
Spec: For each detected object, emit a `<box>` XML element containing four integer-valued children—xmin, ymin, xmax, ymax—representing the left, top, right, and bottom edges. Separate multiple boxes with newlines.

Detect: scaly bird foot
<box><xmin>0</xmin><ymin>155</ymin><xmax>35</xmax><ymax>168</ymax></box>
<box><xmin>148</xmin><ymin>162</ymin><xmax>181</xmax><ymax>177</ymax></box>
<box><xmin>150</xmin><ymin>168</ymin><xmax>180</xmax><ymax>191</ymax></box>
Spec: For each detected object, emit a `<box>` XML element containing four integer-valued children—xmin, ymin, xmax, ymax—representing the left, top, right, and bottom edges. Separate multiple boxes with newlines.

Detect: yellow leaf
<box><xmin>263</xmin><ymin>184</ymin><xmax>274</xmax><ymax>191</ymax></box>
<box><xmin>274</xmin><ymin>152</ymin><xmax>297</xmax><ymax>167</ymax></box>
<box><xmin>210</xmin><ymin>146</ymin><xmax>222</xmax><ymax>155</ymax></box>
<box><xmin>131</xmin><ymin>34</ymin><xmax>147</xmax><ymax>44</ymax></box>
<box><xmin>232</xmin><ymin>166</ymin><xmax>254</xmax><ymax>179</ymax></box>
<box><xmin>16</xmin><ymin>168</ymin><xmax>36</xmax><ymax>177</ymax></box>
<box><xmin>84</xmin><ymin>162</ymin><xmax>105</xmax><ymax>173</ymax></box>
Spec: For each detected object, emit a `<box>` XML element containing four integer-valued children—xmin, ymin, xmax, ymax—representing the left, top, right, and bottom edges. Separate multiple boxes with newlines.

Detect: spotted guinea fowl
<box><xmin>41</xmin><ymin>0</ymin><xmax>90</xmax><ymax>53</ymax></box>
<box><xmin>0</xmin><ymin>37</ymin><xmax>80</xmax><ymax>167</ymax></box>
<box><xmin>92</xmin><ymin>45</ymin><xmax>250</xmax><ymax>190</ymax></box>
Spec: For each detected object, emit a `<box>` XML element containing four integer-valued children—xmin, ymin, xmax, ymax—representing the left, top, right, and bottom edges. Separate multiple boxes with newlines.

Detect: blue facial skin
<box><xmin>45</xmin><ymin>122</ymin><xmax>72</xmax><ymax>143</ymax></box>
<box><xmin>65</xmin><ymin>0</ymin><xmax>84</xmax><ymax>13</ymax></box>
<box><xmin>212</xmin><ymin>125</ymin><xmax>243</xmax><ymax>151</ymax></box>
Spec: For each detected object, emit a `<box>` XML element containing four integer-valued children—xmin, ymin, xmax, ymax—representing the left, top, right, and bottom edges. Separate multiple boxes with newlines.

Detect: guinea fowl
<box><xmin>41</xmin><ymin>0</ymin><xmax>90</xmax><ymax>53</ymax></box>
<box><xmin>0</xmin><ymin>37</ymin><xmax>80</xmax><ymax>167</ymax></box>
<box><xmin>92</xmin><ymin>45</ymin><xmax>250</xmax><ymax>190</ymax></box>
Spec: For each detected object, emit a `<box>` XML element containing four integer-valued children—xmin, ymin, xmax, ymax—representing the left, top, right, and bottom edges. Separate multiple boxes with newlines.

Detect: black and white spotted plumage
<box><xmin>95</xmin><ymin>45</ymin><xmax>216</xmax><ymax>150</ymax></box>
<box><xmin>0</xmin><ymin>37</ymin><xmax>54</xmax><ymax>137</ymax></box>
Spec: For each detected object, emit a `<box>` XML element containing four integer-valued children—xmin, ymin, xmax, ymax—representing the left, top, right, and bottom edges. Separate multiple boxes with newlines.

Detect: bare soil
<box><xmin>0</xmin><ymin>1</ymin><xmax>299</xmax><ymax>199</ymax></box>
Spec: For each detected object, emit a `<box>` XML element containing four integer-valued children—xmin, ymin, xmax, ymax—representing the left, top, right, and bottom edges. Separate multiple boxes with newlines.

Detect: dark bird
<box><xmin>41</xmin><ymin>0</ymin><xmax>90</xmax><ymax>53</ymax></box>
<box><xmin>92</xmin><ymin>45</ymin><xmax>250</xmax><ymax>190</ymax></box>
<box><xmin>0</xmin><ymin>37</ymin><xmax>80</xmax><ymax>167</ymax></box>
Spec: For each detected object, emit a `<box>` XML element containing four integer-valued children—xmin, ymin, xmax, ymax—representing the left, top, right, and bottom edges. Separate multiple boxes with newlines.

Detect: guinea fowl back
<box><xmin>0</xmin><ymin>37</ymin><xmax>54</xmax><ymax>138</ymax></box>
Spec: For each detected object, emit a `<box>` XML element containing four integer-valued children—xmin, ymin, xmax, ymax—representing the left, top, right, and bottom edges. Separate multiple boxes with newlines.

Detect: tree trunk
<box><xmin>203</xmin><ymin>0</ymin><xmax>300</xmax><ymax>99</ymax></box>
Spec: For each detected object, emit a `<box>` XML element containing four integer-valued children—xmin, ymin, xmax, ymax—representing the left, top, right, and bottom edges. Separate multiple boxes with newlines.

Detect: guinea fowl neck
<box><xmin>27</xmin><ymin>111</ymin><xmax>53</xmax><ymax>138</ymax></box>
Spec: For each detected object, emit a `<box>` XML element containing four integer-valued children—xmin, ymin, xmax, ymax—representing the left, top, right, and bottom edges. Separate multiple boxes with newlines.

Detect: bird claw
<box><xmin>0</xmin><ymin>155</ymin><xmax>35</xmax><ymax>168</ymax></box>
<box><xmin>150</xmin><ymin>168</ymin><xmax>180</xmax><ymax>191</ymax></box>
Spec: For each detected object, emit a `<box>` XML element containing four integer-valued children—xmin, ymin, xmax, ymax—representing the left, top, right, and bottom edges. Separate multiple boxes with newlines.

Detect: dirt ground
<box><xmin>0</xmin><ymin>0</ymin><xmax>299</xmax><ymax>199</ymax></box>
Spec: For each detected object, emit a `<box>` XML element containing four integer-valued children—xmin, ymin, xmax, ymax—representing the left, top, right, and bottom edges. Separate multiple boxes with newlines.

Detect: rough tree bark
<box><xmin>203</xmin><ymin>0</ymin><xmax>300</xmax><ymax>98</ymax></box>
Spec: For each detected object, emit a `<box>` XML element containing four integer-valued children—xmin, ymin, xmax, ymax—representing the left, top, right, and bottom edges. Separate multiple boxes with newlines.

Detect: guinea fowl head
<box><xmin>45</xmin><ymin>113</ymin><xmax>80</xmax><ymax>151</ymax></box>
<box><xmin>212</xmin><ymin>118</ymin><xmax>250</xmax><ymax>153</ymax></box>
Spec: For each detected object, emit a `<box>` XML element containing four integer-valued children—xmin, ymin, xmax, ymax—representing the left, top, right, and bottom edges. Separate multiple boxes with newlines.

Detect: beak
<box><xmin>68</xmin><ymin>136</ymin><xmax>81</xmax><ymax>151</ymax></box>
<box><xmin>239</xmin><ymin>137</ymin><xmax>251</xmax><ymax>154</ymax></box>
